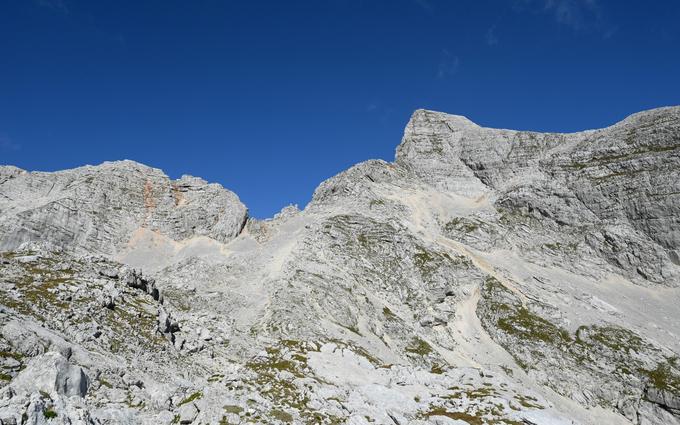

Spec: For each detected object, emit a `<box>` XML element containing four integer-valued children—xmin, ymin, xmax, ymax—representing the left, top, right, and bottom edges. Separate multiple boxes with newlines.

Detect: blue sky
<box><xmin>1</xmin><ymin>1</ymin><xmax>679</xmax><ymax>218</ymax></box>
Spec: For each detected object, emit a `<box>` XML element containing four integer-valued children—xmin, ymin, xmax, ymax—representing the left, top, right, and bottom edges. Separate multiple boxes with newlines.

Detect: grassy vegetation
<box><xmin>105</xmin><ymin>297</ymin><xmax>167</xmax><ymax>352</ymax></box>
<box><xmin>413</xmin><ymin>249</ymin><xmax>435</xmax><ymax>270</ymax></box>
<box><xmin>543</xmin><ymin>242</ymin><xmax>578</xmax><ymax>252</ymax></box>
<box><xmin>357</xmin><ymin>233</ymin><xmax>369</xmax><ymax>248</ymax></box>
<box><xmin>338</xmin><ymin>322</ymin><xmax>362</xmax><ymax>336</ymax></box>
<box><xmin>244</xmin><ymin>340</ymin><xmax>344</xmax><ymax>424</ymax></box>
<box><xmin>0</xmin><ymin>251</ymin><xmax>40</xmax><ymax>264</ymax></box>
<box><xmin>0</xmin><ymin>351</ymin><xmax>23</xmax><ymax>361</ymax></box>
<box><xmin>43</xmin><ymin>409</ymin><xmax>57</xmax><ymax>419</ymax></box>
<box><xmin>412</xmin><ymin>245</ymin><xmax>467</xmax><ymax>278</ymax></box>
<box><xmin>421</xmin><ymin>407</ymin><xmax>525</xmax><ymax>425</ymax></box>
<box><xmin>405</xmin><ymin>337</ymin><xmax>433</xmax><ymax>356</ymax></box>
<box><xmin>639</xmin><ymin>360</ymin><xmax>680</xmax><ymax>393</ymax></box>
<box><xmin>178</xmin><ymin>391</ymin><xmax>203</xmax><ymax>406</ymax></box>
<box><xmin>0</xmin><ymin>253</ymin><xmax>172</xmax><ymax>357</ymax></box>
<box><xmin>430</xmin><ymin>363</ymin><xmax>445</xmax><ymax>374</ymax></box>
<box><xmin>576</xmin><ymin>325</ymin><xmax>649</xmax><ymax>354</ymax></box>
<box><xmin>208</xmin><ymin>373</ymin><xmax>224</xmax><ymax>383</ymax></box>
<box><xmin>497</xmin><ymin>306</ymin><xmax>572</xmax><ymax>345</ymax></box>
<box><xmin>497</xmin><ymin>207</ymin><xmax>534</xmax><ymax>226</ymax></box>
<box><xmin>513</xmin><ymin>394</ymin><xmax>543</xmax><ymax>409</ymax></box>
<box><xmin>413</xmin><ymin>246</ymin><xmax>438</xmax><ymax>277</ymax></box>
<box><xmin>0</xmin><ymin>264</ymin><xmax>71</xmax><ymax>318</ymax></box>
<box><xmin>424</xmin><ymin>409</ymin><xmax>485</xmax><ymax>425</ymax></box>
<box><xmin>482</xmin><ymin>277</ymin><xmax>570</xmax><ymax>346</ymax></box>
<box><xmin>590</xmin><ymin>168</ymin><xmax>649</xmax><ymax>181</ymax></box>
<box><xmin>382</xmin><ymin>306</ymin><xmax>397</xmax><ymax>320</ymax></box>
<box><xmin>223</xmin><ymin>405</ymin><xmax>244</xmax><ymax>414</ymax></box>
<box><xmin>270</xmin><ymin>409</ymin><xmax>293</xmax><ymax>423</ymax></box>
<box><xmin>98</xmin><ymin>378</ymin><xmax>113</xmax><ymax>388</ymax></box>
<box><xmin>479</xmin><ymin>274</ymin><xmax>680</xmax><ymax>407</ymax></box>
<box><xmin>420</xmin><ymin>381</ymin><xmax>542</xmax><ymax>424</ymax></box>
<box><xmin>444</xmin><ymin>217</ymin><xmax>480</xmax><ymax>234</ymax></box>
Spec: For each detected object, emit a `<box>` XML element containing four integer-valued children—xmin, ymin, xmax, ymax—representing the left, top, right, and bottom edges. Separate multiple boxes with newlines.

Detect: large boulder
<box><xmin>11</xmin><ymin>352</ymin><xmax>89</xmax><ymax>398</ymax></box>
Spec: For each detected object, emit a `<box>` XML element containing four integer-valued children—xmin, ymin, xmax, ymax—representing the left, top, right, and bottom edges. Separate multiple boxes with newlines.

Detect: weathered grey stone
<box><xmin>177</xmin><ymin>403</ymin><xmax>198</xmax><ymax>424</ymax></box>
<box><xmin>1</xmin><ymin>106</ymin><xmax>679</xmax><ymax>425</ymax></box>
<box><xmin>646</xmin><ymin>387</ymin><xmax>680</xmax><ymax>412</ymax></box>
<box><xmin>395</xmin><ymin>107</ymin><xmax>680</xmax><ymax>285</ymax></box>
<box><xmin>11</xmin><ymin>352</ymin><xmax>88</xmax><ymax>398</ymax></box>
<box><xmin>0</xmin><ymin>160</ymin><xmax>248</xmax><ymax>256</ymax></box>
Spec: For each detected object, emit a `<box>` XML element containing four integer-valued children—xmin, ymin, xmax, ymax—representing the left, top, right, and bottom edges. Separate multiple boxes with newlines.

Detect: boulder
<box><xmin>177</xmin><ymin>403</ymin><xmax>198</xmax><ymax>424</ymax></box>
<box><xmin>11</xmin><ymin>352</ymin><xmax>89</xmax><ymax>398</ymax></box>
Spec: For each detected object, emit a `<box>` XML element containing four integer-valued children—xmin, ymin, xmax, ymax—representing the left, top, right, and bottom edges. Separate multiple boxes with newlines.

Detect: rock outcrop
<box><xmin>11</xmin><ymin>351</ymin><xmax>89</xmax><ymax>398</ymax></box>
<box><xmin>397</xmin><ymin>107</ymin><xmax>680</xmax><ymax>284</ymax></box>
<box><xmin>0</xmin><ymin>160</ymin><xmax>248</xmax><ymax>256</ymax></box>
<box><xmin>0</xmin><ymin>106</ymin><xmax>679</xmax><ymax>424</ymax></box>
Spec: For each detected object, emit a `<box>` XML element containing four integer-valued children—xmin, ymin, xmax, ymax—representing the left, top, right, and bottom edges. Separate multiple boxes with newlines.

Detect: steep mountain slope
<box><xmin>0</xmin><ymin>106</ymin><xmax>678</xmax><ymax>425</ymax></box>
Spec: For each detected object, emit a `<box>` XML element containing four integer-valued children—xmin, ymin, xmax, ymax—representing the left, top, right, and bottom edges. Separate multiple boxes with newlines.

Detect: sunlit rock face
<box><xmin>0</xmin><ymin>160</ymin><xmax>248</xmax><ymax>256</ymax></box>
<box><xmin>0</xmin><ymin>106</ymin><xmax>679</xmax><ymax>425</ymax></box>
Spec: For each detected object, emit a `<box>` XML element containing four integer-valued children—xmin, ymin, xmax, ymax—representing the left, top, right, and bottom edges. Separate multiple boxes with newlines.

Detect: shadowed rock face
<box><xmin>0</xmin><ymin>107</ymin><xmax>679</xmax><ymax>425</ymax></box>
<box><xmin>0</xmin><ymin>160</ymin><xmax>248</xmax><ymax>256</ymax></box>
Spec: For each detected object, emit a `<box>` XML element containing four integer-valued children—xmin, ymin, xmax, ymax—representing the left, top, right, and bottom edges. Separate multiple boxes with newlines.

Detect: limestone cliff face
<box><xmin>0</xmin><ymin>107</ymin><xmax>679</xmax><ymax>425</ymax></box>
<box><xmin>0</xmin><ymin>160</ymin><xmax>248</xmax><ymax>256</ymax></box>
<box><xmin>397</xmin><ymin>107</ymin><xmax>680</xmax><ymax>284</ymax></box>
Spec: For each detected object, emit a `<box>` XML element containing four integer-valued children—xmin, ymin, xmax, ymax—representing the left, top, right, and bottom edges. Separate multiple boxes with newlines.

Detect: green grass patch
<box><xmin>43</xmin><ymin>409</ymin><xmax>57</xmax><ymax>419</ymax></box>
<box><xmin>405</xmin><ymin>337</ymin><xmax>433</xmax><ymax>356</ymax></box>
<box><xmin>178</xmin><ymin>391</ymin><xmax>203</xmax><ymax>406</ymax></box>
<box><xmin>223</xmin><ymin>405</ymin><xmax>244</xmax><ymax>414</ymax></box>
<box><xmin>640</xmin><ymin>361</ymin><xmax>680</xmax><ymax>393</ymax></box>
<box><xmin>382</xmin><ymin>306</ymin><xmax>396</xmax><ymax>319</ymax></box>
<box><xmin>423</xmin><ymin>409</ymin><xmax>484</xmax><ymax>425</ymax></box>
<box><xmin>497</xmin><ymin>306</ymin><xmax>572</xmax><ymax>345</ymax></box>
<box><xmin>270</xmin><ymin>409</ymin><xmax>293</xmax><ymax>423</ymax></box>
<box><xmin>444</xmin><ymin>217</ymin><xmax>480</xmax><ymax>234</ymax></box>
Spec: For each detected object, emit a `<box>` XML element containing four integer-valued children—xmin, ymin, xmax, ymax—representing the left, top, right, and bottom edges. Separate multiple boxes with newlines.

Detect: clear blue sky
<box><xmin>1</xmin><ymin>1</ymin><xmax>679</xmax><ymax>218</ymax></box>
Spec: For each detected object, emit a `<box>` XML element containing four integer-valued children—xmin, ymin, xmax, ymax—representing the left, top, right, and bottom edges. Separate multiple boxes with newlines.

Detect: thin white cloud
<box><xmin>486</xmin><ymin>26</ymin><xmax>499</xmax><ymax>46</ymax></box>
<box><xmin>36</xmin><ymin>0</ymin><xmax>69</xmax><ymax>14</ymax></box>
<box><xmin>521</xmin><ymin>0</ymin><xmax>603</xmax><ymax>32</ymax></box>
<box><xmin>437</xmin><ymin>49</ymin><xmax>460</xmax><ymax>79</ymax></box>
<box><xmin>551</xmin><ymin>0</ymin><xmax>590</xmax><ymax>30</ymax></box>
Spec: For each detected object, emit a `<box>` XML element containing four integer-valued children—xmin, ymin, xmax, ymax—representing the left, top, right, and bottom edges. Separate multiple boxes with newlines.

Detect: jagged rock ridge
<box><xmin>0</xmin><ymin>106</ymin><xmax>679</xmax><ymax>424</ymax></box>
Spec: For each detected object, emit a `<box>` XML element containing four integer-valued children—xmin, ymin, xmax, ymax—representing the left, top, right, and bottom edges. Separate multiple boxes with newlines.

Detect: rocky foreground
<box><xmin>0</xmin><ymin>106</ymin><xmax>679</xmax><ymax>424</ymax></box>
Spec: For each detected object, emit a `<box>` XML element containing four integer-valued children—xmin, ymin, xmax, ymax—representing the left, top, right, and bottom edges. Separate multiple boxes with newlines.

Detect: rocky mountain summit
<box><xmin>0</xmin><ymin>106</ymin><xmax>679</xmax><ymax>425</ymax></box>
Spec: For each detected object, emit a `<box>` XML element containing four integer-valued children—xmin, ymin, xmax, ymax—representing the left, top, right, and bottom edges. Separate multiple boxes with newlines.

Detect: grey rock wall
<box><xmin>397</xmin><ymin>107</ymin><xmax>680</xmax><ymax>284</ymax></box>
<box><xmin>0</xmin><ymin>160</ymin><xmax>248</xmax><ymax>256</ymax></box>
